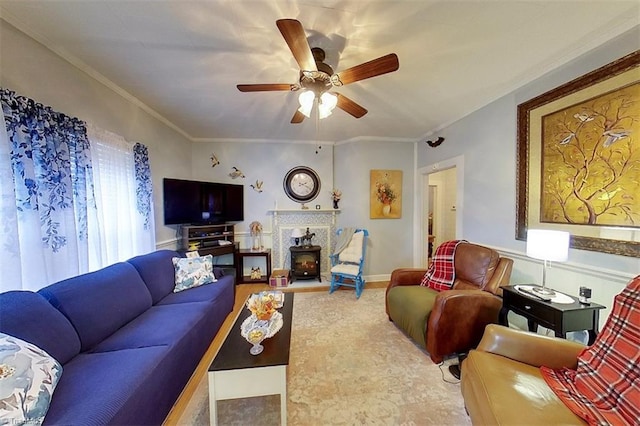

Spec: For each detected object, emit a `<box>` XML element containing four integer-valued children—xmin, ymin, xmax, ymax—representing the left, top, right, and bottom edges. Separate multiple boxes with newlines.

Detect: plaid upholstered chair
<box><xmin>385</xmin><ymin>241</ymin><xmax>513</xmax><ymax>364</ymax></box>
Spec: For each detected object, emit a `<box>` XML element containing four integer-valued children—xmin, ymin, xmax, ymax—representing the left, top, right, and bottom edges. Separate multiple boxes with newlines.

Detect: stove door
<box><xmin>291</xmin><ymin>248</ymin><xmax>321</xmax><ymax>281</ymax></box>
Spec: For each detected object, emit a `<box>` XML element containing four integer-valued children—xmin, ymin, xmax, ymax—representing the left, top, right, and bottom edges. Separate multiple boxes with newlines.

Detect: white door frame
<box><xmin>414</xmin><ymin>155</ymin><xmax>465</xmax><ymax>267</ymax></box>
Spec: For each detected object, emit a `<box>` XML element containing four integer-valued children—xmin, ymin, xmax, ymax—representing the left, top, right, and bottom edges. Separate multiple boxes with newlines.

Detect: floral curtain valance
<box><xmin>1</xmin><ymin>88</ymin><xmax>155</xmax><ymax>292</ymax></box>
<box><xmin>2</xmin><ymin>89</ymin><xmax>96</xmax><ymax>250</ymax></box>
<box><xmin>134</xmin><ymin>142</ymin><xmax>153</xmax><ymax>231</ymax></box>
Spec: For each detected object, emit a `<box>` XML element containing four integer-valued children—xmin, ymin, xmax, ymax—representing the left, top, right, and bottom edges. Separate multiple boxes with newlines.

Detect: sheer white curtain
<box><xmin>87</xmin><ymin>124</ymin><xmax>155</xmax><ymax>267</ymax></box>
<box><xmin>0</xmin><ymin>107</ymin><xmax>22</xmax><ymax>290</ymax></box>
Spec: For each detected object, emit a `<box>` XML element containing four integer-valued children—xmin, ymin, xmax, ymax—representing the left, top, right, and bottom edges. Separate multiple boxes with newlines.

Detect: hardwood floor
<box><xmin>162</xmin><ymin>281</ymin><xmax>388</xmax><ymax>425</ymax></box>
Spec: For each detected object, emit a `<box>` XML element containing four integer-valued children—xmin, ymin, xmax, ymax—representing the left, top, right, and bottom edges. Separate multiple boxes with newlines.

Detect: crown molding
<box><xmin>0</xmin><ymin>11</ymin><xmax>194</xmax><ymax>142</ymax></box>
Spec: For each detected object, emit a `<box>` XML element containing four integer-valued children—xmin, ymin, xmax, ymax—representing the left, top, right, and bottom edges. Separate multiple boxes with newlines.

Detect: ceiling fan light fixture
<box><xmin>298</xmin><ymin>90</ymin><xmax>315</xmax><ymax>118</ymax></box>
<box><xmin>318</xmin><ymin>105</ymin><xmax>331</xmax><ymax>119</ymax></box>
<box><xmin>320</xmin><ymin>92</ymin><xmax>337</xmax><ymax>109</ymax></box>
<box><xmin>237</xmin><ymin>19</ymin><xmax>399</xmax><ymax>124</ymax></box>
<box><xmin>318</xmin><ymin>92</ymin><xmax>337</xmax><ymax>119</ymax></box>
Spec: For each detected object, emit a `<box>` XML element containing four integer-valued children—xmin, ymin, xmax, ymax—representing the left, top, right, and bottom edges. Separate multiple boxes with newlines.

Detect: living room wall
<box><xmin>334</xmin><ymin>139</ymin><xmax>415</xmax><ymax>277</ymax></box>
<box><xmin>189</xmin><ymin>139</ymin><xmax>415</xmax><ymax>278</ymax></box>
<box><xmin>0</xmin><ymin>19</ymin><xmax>193</xmax><ymax>246</ymax></box>
<box><xmin>417</xmin><ymin>26</ymin><xmax>639</xmax><ymax>318</ymax></box>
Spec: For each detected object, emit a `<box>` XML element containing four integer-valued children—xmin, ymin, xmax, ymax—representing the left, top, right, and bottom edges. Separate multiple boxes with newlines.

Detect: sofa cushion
<box><xmin>38</xmin><ymin>262</ymin><xmax>152</xmax><ymax>352</ymax></box>
<box><xmin>156</xmin><ymin>273</ymin><xmax>233</xmax><ymax>305</ymax></box>
<box><xmin>172</xmin><ymin>254</ymin><xmax>216</xmax><ymax>292</ymax></box>
<box><xmin>127</xmin><ymin>249</ymin><xmax>181</xmax><ymax>304</ymax></box>
<box><xmin>0</xmin><ymin>333</ymin><xmax>63</xmax><ymax>425</ymax></box>
<box><xmin>0</xmin><ymin>291</ymin><xmax>80</xmax><ymax>364</ymax></box>
<box><xmin>42</xmin><ymin>346</ymin><xmax>171</xmax><ymax>426</ymax></box>
<box><xmin>387</xmin><ymin>286</ymin><xmax>438</xmax><ymax>348</ymax></box>
<box><xmin>90</xmin><ymin>302</ymin><xmax>214</xmax><ymax>353</ymax></box>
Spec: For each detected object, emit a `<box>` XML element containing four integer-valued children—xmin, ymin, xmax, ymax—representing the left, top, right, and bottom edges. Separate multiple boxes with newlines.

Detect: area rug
<box><xmin>181</xmin><ymin>288</ymin><xmax>471</xmax><ymax>425</ymax></box>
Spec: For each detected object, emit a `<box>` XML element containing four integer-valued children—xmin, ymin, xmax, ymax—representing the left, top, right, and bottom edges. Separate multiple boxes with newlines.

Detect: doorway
<box><xmin>427</xmin><ymin>168</ymin><xmax>457</xmax><ymax>262</ymax></box>
<box><xmin>427</xmin><ymin>185</ymin><xmax>436</xmax><ymax>263</ymax></box>
<box><xmin>416</xmin><ymin>155</ymin><xmax>464</xmax><ymax>267</ymax></box>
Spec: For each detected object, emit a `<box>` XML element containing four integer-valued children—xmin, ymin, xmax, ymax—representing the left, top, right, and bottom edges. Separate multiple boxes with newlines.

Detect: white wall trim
<box><xmin>193</xmin><ymin>137</ymin><xmax>336</xmax><ymax>145</ymax></box>
<box><xmin>412</xmin><ymin>142</ymin><xmax>421</xmax><ymax>266</ymax></box>
<box><xmin>415</xmin><ymin>155</ymin><xmax>465</xmax><ymax>267</ymax></box>
<box><xmin>156</xmin><ymin>237</ymin><xmax>178</xmax><ymax>250</ymax></box>
<box><xmin>487</xmin><ymin>245</ymin><xmax>635</xmax><ymax>284</ymax></box>
<box><xmin>365</xmin><ymin>274</ymin><xmax>391</xmax><ymax>283</ymax></box>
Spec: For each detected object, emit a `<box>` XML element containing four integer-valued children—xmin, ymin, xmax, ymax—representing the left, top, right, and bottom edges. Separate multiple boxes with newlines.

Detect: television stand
<box><xmin>179</xmin><ymin>224</ymin><xmax>239</xmax><ymax>280</ymax></box>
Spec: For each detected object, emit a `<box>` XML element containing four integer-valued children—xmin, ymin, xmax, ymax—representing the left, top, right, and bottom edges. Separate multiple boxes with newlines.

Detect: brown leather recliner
<box><xmin>461</xmin><ymin>324</ymin><xmax>586</xmax><ymax>425</ymax></box>
<box><xmin>385</xmin><ymin>242</ymin><xmax>513</xmax><ymax>363</ymax></box>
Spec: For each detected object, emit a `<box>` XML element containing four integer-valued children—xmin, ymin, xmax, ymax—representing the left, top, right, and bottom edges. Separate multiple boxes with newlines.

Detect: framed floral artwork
<box><xmin>517</xmin><ymin>50</ymin><xmax>640</xmax><ymax>257</ymax></box>
<box><xmin>370</xmin><ymin>170</ymin><xmax>402</xmax><ymax>219</ymax></box>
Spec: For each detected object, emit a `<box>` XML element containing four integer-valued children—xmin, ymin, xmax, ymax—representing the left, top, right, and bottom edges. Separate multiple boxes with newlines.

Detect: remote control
<box><xmin>518</xmin><ymin>287</ymin><xmax>552</xmax><ymax>302</ymax></box>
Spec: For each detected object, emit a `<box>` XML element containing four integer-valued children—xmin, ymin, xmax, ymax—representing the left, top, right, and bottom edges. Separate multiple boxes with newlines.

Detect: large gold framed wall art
<box><xmin>516</xmin><ymin>51</ymin><xmax>639</xmax><ymax>257</ymax></box>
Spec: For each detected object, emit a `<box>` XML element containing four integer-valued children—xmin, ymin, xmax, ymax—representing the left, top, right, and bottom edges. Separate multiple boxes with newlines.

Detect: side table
<box><xmin>236</xmin><ymin>249</ymin><xmax>272</xmax><ymax>284</ymax></box>
<box><xmin>499</xmin><ymin>285</ymin><xmax>605</xmax><ymax>345</ymax></box>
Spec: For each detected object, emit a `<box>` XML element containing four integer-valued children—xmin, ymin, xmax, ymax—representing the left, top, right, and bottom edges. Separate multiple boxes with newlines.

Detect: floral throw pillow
<box><xmin>172</xmin><ymin>254</ymin><xmax>217</xmax><ymax>293</ymax></box>
<box><xmin>0</xmin><ymin>333</ymin><xmax>63</xmax><ymax>425</ymax></box>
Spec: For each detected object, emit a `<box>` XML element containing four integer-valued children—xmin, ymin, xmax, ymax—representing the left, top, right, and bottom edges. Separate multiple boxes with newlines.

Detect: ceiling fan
<box><xmin>237</xmin><ymin>19</ymin><xmax>399</xmax><ymax>123</ymax></box>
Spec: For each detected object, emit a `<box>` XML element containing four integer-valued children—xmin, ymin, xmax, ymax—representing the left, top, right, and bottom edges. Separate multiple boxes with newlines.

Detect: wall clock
<box><xmin>283</xmin><ymin>166</ymin><xmax>321</xmax><ymax>203</ymax></box>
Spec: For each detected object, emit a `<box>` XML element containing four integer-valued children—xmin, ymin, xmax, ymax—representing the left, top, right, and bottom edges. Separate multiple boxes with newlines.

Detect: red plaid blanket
<box><xmin>420</xmin><ymin>240</ymin><xmax>466</xmax><ymax>291</ymax></box>
<box><xmin>541</xmin><ymin>275</ymin><xmax>640</xmax><ymax>426</ymax></box>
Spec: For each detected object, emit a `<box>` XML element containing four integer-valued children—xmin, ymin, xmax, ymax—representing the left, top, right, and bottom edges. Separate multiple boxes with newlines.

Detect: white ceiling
<box><xmin>1</xmin><ymin>1</ymin><xmax>638</xmax><ymax>144</ymax></box>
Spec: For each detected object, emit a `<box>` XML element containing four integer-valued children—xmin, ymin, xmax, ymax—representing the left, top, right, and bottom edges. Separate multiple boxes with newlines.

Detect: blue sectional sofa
<box><xmin>0</xmin><ymin>249</ymin><xmax>235</xmax><ymax>425</ymax></box>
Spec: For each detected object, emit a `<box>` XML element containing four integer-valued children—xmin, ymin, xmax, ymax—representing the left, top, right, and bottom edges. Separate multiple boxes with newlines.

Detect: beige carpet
<box><xmin>181</xmin><ymin>288</ymin><xmax>471</xmax><ymax>425</ymax></box>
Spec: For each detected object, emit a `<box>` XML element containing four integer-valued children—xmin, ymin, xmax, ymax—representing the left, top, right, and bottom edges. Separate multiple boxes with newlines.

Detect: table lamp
<box><xmin>526</xmin><ymin>229</ymin><xmax>570</xmax><ymax>296</ymax></box>
<box><xmin>291</xmin><ymin>228</ymin><xmax>304</xmax><ymax>246</ymax></box>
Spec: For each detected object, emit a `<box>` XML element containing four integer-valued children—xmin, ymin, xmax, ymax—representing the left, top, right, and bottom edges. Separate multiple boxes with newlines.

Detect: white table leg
<box><xmin>279</xmin><ymin>367</ymin><xmax>287</xmax><ymax>426</ymax></box>
<box><xmin>208</xmin><ymin>373</ymin><xmax>218</xmax><ymax>425</ymax></box>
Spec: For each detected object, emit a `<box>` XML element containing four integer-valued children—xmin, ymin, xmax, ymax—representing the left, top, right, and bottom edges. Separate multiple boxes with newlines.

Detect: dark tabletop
<box><xmin>502</xmin><ymin>285</ymin><xmax>606</xmax><ymax>312</ymax></box>
<box><xmin>209</xmin><ymin>292</ymin><xmax>294</xmax><ymax>372</ymax></box>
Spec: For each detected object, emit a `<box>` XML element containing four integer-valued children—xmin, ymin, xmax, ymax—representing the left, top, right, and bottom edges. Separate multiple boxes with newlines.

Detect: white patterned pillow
<box><xmin>172</xmin><ymin>254</ymin><xmax>217</xmax><ymax>292</ymax></box>
<box><xmin>0</xmin><ymin>333</ymin><xmax>63</xmax><ymax>425</ymax></box>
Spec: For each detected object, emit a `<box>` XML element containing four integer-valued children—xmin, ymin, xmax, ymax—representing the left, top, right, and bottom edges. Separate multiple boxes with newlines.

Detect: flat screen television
<box><xmin>163</xmin><ymin>178</ymin><xmax>244</xmax><ymax>225</ymax></box>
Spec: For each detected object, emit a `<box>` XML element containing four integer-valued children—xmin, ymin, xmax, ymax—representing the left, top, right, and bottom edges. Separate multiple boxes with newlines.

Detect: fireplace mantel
<box><xmin>268</xmin><ymin>209</ymin><xmax>339</xmax><ymax>225</ymax></box>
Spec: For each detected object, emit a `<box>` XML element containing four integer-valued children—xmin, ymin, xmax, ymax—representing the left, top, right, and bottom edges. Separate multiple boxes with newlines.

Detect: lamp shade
<box><xmin>318</xmin><ymin>92</ymin><xmax>337</xmax><ymax>119</ymax></box>
<box><xmin>291</xmin><ymin>228</ymin><xmax>305</xmax><ymax>239</ymax></box>
<box><xmin>298</xmin><ymin>91</ymin><xmax>314</xmax><ymax>118</ymax></box>
<box><xmin>526</xmin><ymin>229</ymin><xmax>570</xmax><ymax>262</ymax></box>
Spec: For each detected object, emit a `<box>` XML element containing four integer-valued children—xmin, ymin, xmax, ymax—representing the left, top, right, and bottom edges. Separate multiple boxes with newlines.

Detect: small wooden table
<box><xmin>208</xmin><ymin>293</ymin><xmax>293</xmax><ymax>425</ymax></box>
<box><xmin>235</xmin><ymin>249</ymin><xmax>272</xmax><ymax>284</ymax></box>
<box><xmin>499</xmin><ymin>285</ymin><xmax>605</xmax><ymax>344</ymax></box>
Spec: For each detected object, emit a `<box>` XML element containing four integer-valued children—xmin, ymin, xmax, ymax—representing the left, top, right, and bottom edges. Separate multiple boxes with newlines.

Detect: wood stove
<box><xmin>289</xmin><ymin>245</ymin><xmax>321</xmax><ymax>282</ymax></box>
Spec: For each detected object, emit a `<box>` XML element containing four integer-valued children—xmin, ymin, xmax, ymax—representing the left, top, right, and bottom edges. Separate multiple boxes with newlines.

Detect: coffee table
<box><xmin>208</xmin><ymin>292</ymin><xmax>294</xmax><ymax>425</ymax></box>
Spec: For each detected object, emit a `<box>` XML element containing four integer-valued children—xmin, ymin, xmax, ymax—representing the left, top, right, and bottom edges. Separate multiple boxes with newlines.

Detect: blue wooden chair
<box><xmin>329</xmin><ymin>229</ymin><xmax>369</xmax><ymax>298</ymax></box>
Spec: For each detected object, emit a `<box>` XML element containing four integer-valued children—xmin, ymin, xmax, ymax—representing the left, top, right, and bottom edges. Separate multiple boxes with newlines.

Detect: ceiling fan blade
<box><xmin>276</xmin><ymin>19</ymin><xmax>317</xmax><ymax>72</ymax></box>
<box><xmin>237</xmin><ymin>84</ymin><xmax>294</xmax><ymax>92</ymax></box>
<box><xmin>336</xmin><ymin>93</ymin><xmax>368</xmax><ymax>118</ymax></box>
<box><xmin>291</xmin><ymin>109</ymin><xmax>306</xmax><ymax>124</ymax></box>
<box><xmin>334</xmin><ymin>53</ymin><xmax>399</xmax><ymax>86</ymax></box>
